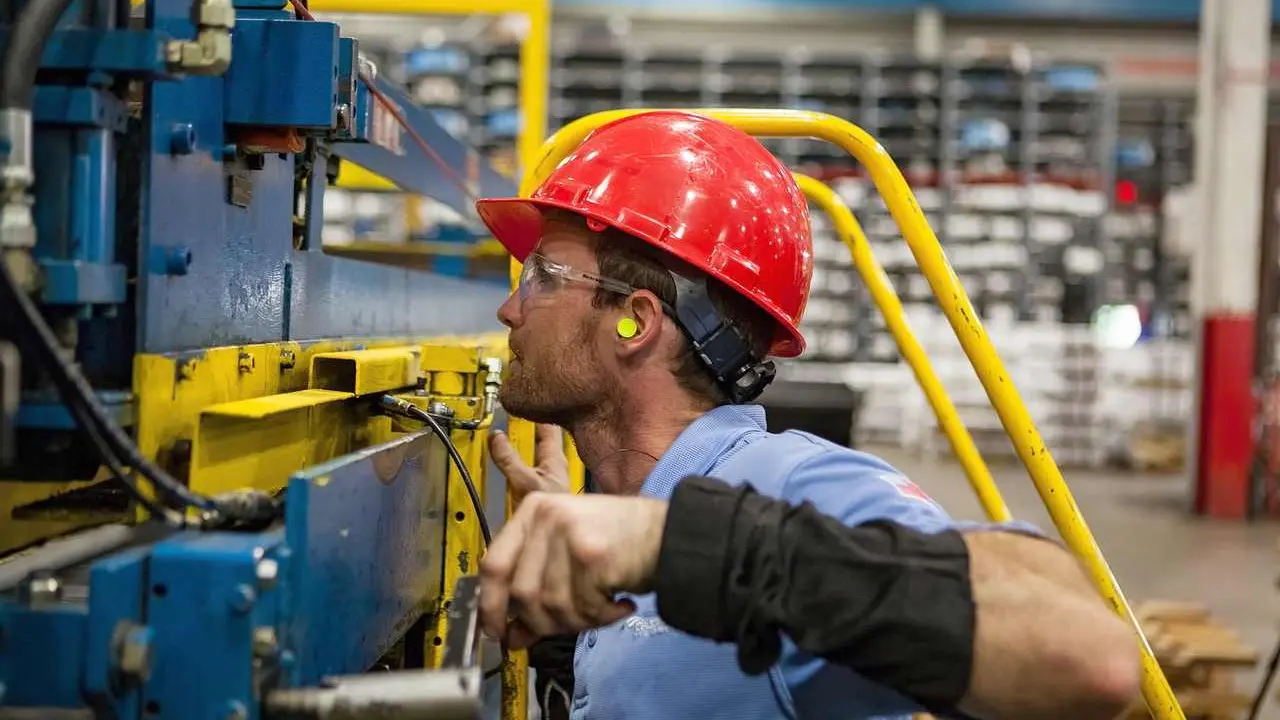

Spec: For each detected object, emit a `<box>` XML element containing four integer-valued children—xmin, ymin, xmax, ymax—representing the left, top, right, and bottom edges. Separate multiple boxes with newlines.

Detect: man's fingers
<box><xmin>542</xmin><ymin>533</ymin><xmax>593</xmax><ymax>631</ymax></box>
<box><xmin>477</xmin><ymin>505</ymin><xmax>529</xmax><ymax>638</ymax></box>
<box><xmin>507</xmin><ymin>506</ymin><xmax>558</xmax><ymax>638</ymax></box>
<box><xmin>488</xmin><ymin>431</ymin><xmax>525</xmax><ymax>475</ymax></box>
<box><xmin>533</xmin><ymin>424</ymin><xmax>568</xmax><ymax>471</ymax></box>
<box><xmin>504</xmin><ymin>618</ymin><xmax>540</xmax><ymax>651</ymax></box>
<box><xmin>489</xmin><ymin>431</ymin><xmax>541</xmax><ymax>495</ymax></box>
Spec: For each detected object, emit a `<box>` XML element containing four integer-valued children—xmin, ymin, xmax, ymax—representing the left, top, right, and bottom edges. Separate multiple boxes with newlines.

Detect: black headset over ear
<box><xmin>665</xmin><ymin>272</ymin><xmax>776</xmax><ymax>404</ymax></box>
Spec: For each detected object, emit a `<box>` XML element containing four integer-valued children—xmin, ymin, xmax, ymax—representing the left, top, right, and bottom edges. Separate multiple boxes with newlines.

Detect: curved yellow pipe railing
<box><xmin>794</xmin><ymin>174</ymin><xmax>1012</xmax><ymax>524</ymax></box>
<box><xmin>518</xmin><ymin>108</ymin><xmax>1182</xmax><ymax>720</ymax></box>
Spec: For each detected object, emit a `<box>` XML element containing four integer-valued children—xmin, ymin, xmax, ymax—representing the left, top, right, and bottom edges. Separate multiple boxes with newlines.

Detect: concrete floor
<box><xmin>868</xmin><ymin>445</ymin><xmax>1280</xmax><ymax>718</ymax></box>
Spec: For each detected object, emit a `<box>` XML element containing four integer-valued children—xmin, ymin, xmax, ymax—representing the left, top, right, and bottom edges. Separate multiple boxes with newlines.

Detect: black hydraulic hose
<box><xmin>0</xmin><ymin>0</ymin><xmax>76</xmax><ymax>110</ymax></box>
<box><xmin>379</xmin><ymin>395</ymin><xmax>493</xmax><ymax>546</ymax></box>
<box><xmin>65</xmin><ymin>387</ymin><xmax>185</xmax><ymax>526</ymax></box>
<box><xmin>0</xmin><ymin>0</ymin><xmax>215</xmax><ymax>516</ymax></box>
<box><xmin>0</xmin><ymin>259</ymin><xmax>214</xmax><ymax>512</ymax></box>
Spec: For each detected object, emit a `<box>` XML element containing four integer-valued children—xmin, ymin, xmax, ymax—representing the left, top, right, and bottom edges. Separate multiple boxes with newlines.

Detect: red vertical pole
<box><xmin>1195</xmin><ymin>315</ymin><xmax>1255</xmax><ymax>518</ymax></box>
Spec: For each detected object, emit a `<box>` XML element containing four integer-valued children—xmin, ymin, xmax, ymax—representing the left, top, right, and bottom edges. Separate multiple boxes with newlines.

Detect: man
<box><xmin>473</xmin><ymin>110</ymin><xmax>1140</xmax><ymax>720</ymax></box>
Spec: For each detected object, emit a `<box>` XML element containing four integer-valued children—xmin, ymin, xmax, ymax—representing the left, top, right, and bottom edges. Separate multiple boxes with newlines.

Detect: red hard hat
<box><xmin>475</xmin><ymin>110</ymin><xmax>813</xmax><ymax>358</ymax></box>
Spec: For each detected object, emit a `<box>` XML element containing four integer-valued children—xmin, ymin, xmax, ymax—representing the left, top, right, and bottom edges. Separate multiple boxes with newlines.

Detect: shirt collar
<box><xmin>640</xmin><ymin>404</ymin><xmax>767</xmax><ymax>499</ymax></box>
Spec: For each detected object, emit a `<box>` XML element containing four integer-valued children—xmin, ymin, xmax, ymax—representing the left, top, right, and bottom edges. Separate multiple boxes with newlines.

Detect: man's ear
<box><xmin>615</xmin><ymin>291</ymin><xmax>666</xmax><ymax>356</ymax></box>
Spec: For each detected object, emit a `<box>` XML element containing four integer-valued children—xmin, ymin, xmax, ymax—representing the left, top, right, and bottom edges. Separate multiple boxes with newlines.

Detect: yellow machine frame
<box><xmin>306</xmin><ymin>3</ymin><xmax>552</xmax><ymax>715</ymax></box>
<box><xmin>518</xmin><ymin>108</ymin><xmax>1186</xmax><ymax>720</ymax></box>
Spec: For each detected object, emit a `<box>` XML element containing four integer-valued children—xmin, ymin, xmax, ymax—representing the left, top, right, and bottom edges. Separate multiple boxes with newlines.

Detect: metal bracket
<box><xmin>262</xmin><ymin>576</ymin><xmax>485</xmax><ymax>720</ymax></box>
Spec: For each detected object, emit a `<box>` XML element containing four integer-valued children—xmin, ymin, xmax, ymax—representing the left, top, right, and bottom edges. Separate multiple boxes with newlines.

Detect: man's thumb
<box><xmin>489</xmin><ymin>431</ymin><xmax>538</xmax><ymax>492</ymax></box>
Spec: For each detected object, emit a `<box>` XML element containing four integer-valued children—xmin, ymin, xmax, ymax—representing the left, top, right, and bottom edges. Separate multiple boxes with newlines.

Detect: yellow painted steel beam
<box><xmin>309</xmin><ymin>0</ymin><xmax>533</xmax><ymax>14</ymax></box>
<box><xmin>190</xmin><ymin>389</ymin><xmax>373</xmax><ymax>497</ymax></box>
<box><xmin>420</xmin><ymin>342</ymin><xmax>493</xmax><ymax>374</ymax></box>
<box><xmin>522</xmin><ymin>107</ymin><xmax>1185</xmax><ymax>720</ymax></box>
<box><xmin>334</xmin><ymin>162</ymin><xmax>398</xmax><ymax>192</ymax></box>
<box><xmin>130</xmin><ymin>337</ymin><xmax>504</xmax><ymax>503</ymax></box>
<box><xmin>310</xmin><ymin>347</ymin><xmax>422</xmax><ymax>396</ymax></box>
<box><xmin>326</xmin><ymin>239</ymin><xmax>507</xmax><ymax>258</ymax></box>
<box><xmin>794</xmin><ymin>173</ymin><xmax>1012</xmax><ymax>524</ymax></box>
<box><xmin>0</xmin><ymin>478</ymin><xmax>115</xmax><ymax>555</ymax></box>
<box><xmin>387</xmin><ymin>390</ymin><xmax>492</xmax><ymax>667</ymax></box>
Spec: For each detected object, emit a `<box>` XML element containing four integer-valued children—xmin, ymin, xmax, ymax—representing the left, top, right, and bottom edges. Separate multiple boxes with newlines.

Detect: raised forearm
<box><xmin>652</xmin><ymin>476</ymin><xmax>1142</xmax><ymax>720</ymax></box>
<box><xmin>653</xmin><ymin>475</ymin><xmax>976</xmax><ymax>713</ymax></box>
<box><xmin>957</xmin><ymin>532</ymin><xmax>1141</xmax><ymax>720</ymax></box>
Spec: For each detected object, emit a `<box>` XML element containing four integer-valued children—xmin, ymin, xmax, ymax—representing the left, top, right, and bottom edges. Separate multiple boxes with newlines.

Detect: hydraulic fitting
<box><xmin>166</xmin><ymin>0</ymin><xmax>235</xmax><ymax>76</ymax></box>
<box><xmin>0</xmin><ymin>108</ymin><xmax>38</xmax><ymax>292</ymax></box>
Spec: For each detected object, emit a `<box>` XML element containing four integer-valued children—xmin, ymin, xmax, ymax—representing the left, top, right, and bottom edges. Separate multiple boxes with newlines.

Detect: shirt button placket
<box><xmin>573</xmin><ymin>634</ymin><xmax>592</xmax><ymax>715</ymax></box>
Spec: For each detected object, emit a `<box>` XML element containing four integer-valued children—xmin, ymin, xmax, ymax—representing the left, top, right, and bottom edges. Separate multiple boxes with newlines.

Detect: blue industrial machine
<box><xmin>0</xmin><ymin>1</ymin><xmax>518</xmax><ymax>717</ymax></box>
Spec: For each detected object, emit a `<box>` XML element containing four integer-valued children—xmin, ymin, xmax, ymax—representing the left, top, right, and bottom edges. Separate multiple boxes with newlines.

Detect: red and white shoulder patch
<box><xmin>878</xmin><ymin>473</ymin><xmax>939</xmax><ymax>507</ymax></box>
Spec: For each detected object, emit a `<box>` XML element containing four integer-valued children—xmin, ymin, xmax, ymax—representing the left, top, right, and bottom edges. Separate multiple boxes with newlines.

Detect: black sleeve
<box><xmin>652</xmin><ymin>475</ymin><xmax>976</xmax><ymax>715</ymax></box>
<box><xmin>528</xmin><ymin>634</ymin><xmax>577</xmax><ymax>720</ymax></box>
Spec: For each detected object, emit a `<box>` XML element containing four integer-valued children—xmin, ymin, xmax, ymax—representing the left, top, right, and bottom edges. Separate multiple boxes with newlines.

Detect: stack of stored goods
<box><xmin>472</xmin><ymin>46</ymin><xmax>1111</xmax><ymax>370</ymax></box>
<box><xmin>1110</xmin><ymin>96</ymin><xmax>1194</xmax><ymax>339</ymax></box>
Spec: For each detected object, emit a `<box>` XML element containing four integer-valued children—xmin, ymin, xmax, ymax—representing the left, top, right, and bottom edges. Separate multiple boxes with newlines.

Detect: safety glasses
<box><xmin>516</xmin><ymin>253</ymin><xmax>637</xmax><ymax>304</ymax></box>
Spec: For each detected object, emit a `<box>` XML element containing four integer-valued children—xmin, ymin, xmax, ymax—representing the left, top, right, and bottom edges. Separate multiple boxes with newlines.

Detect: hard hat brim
<box><xmin>475</xmin><ymin>196</ymin><xmax>544</xmax><ymax>263</ymax></box>
<box><xmin>475</xmin><ymin>195</ymin><xmax>806</xmax><ymax>359</ymax></box>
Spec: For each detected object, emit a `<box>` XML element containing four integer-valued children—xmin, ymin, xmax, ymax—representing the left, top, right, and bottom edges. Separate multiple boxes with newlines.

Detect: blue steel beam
<box><xmin>137</xmin><ymin>0</ymin><xmax>511</xmax><ymax>355</ymax></box>
<box><xmin>0</xmin><ymin>27</ymin><xmax>173</xmax><ymax>76</ymax></box>
<box><xmin>0</xmin><ymin>430</ymin><xmax>451</xmax><ymax>717</ymax></box>
<box><xmin>328</xmin><ymin>72</ymin><xmax>513</xmax><ymax>218</ymax></box>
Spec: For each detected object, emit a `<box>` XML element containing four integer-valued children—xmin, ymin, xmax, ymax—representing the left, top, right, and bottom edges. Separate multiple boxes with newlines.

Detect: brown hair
<box><xmin>576</xmin><ymin>216</ymin><xmax>776</xmax><ymax>405</ymax></box>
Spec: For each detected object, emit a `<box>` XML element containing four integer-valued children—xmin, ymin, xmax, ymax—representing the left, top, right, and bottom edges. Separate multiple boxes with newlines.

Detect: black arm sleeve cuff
<box><xmin>655</xmin><ymin>475</ymin><xmax>769</xmax><ymax>641</ymax></box>
<box><xmin>654</xmin><ymin>475</ymin><xmax>976</xmax><ymax>714</ymax></box>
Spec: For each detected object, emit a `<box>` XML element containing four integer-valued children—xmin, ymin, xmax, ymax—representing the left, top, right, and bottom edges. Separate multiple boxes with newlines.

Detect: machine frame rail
<box><xmin>517</xmin><ymin>107</ymin><xmax>1185</xmax><ymax>720</ymax></box>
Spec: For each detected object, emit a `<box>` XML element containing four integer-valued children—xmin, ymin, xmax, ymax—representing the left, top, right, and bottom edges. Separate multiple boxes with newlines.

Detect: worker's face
<box><xmin>496</xmin><ymin>217</ymin><xmax>617</xmax><ymax>426</ymax></box>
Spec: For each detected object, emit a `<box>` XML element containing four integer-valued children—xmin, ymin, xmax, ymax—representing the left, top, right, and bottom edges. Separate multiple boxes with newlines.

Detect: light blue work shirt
<box><xmin>569</xmin><ymin>404</ymin><xmax>1024</xmax><ymax>720</ymax></box>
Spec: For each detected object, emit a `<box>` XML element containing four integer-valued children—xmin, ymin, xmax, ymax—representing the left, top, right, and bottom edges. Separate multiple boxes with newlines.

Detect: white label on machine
<box><xmin>371</xmin><ymin>97</ymin><xmax>406</xmax><ymax>156</ymax></box>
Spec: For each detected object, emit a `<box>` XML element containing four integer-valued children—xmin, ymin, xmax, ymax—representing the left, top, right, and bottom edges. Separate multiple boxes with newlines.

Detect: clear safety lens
<box><xmin>517</xmin><ymin>254</ymin><xmax>563</xmax><ymax>303</ymax></box>
<box><xmin>516</xmin><ymin>253</ymin><xmax>637</xmax><ymax>303</ymax></box>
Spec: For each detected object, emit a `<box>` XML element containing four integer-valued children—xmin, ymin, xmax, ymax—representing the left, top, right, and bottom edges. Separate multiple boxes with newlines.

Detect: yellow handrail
<box><xmin>794</xmin><ymin>174</ymin><xmax>1012</xmax><ymax>523</ymax></box>
<box><xmin>519</xmin><ymin>108</ymin><xmax>1183</xmax><ymax>720</ymax></box>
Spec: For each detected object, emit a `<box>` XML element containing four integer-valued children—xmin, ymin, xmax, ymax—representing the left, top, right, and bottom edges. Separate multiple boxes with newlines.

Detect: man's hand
<box><xmin>479</xmin><ymin>492</ymin><xmax>668</xmax><ymax>649</ymax></box>
<box><xmin>489</xmin><ymin>424</ymin><xmax>571</xmax><ymax>501</ymax></box>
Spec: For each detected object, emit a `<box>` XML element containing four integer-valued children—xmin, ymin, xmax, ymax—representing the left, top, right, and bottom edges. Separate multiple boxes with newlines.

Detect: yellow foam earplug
<box><xmin>617</xmin><ymin>317</ymin><xmax>638</xmax><ymax>338</ymax></box>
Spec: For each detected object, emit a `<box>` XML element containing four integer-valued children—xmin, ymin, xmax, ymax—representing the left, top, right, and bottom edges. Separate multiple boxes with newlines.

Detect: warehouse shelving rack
<box><xmin>467</xmin><ymin>44</ymin><xmax>1116</xmax><ymax>374</ymax></box>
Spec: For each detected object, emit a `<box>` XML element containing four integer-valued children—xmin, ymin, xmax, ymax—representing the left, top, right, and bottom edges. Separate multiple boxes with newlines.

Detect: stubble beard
<box><xmin>499</xmin><ymin>355</ymin><xmax>599</xmax><ymax>428</ymax></box>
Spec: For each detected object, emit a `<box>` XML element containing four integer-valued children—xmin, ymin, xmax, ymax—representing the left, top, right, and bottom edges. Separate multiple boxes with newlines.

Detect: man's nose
<box><xmin>496</xmin><ymin>291</ymin><xmax>520</xmax><ymax>329</ymax></box>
